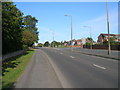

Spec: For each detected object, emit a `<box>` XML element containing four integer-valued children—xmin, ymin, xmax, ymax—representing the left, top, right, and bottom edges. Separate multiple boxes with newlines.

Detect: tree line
<box><xmin>2</xmin><ymin>2</ymin><xmax>38</xmax><ymax>54</ymax></box>
<box><xmin>37</xmin><ymin>41</ymin><xmax>64</xmax><ymax>47</ymax></box>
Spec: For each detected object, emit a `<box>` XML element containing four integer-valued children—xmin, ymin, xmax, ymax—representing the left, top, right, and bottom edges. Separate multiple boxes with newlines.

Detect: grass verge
<box><xmin>2</xmin><ymin>50</ymin><xmax>34</xmax><ymax>89</ymax></box>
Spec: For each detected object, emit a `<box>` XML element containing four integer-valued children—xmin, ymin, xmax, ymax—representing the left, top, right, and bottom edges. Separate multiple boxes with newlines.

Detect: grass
<box><xmin>2</xmin><ymin>50</ymin><xmax>34</xmax><ymax>89</ymax></box>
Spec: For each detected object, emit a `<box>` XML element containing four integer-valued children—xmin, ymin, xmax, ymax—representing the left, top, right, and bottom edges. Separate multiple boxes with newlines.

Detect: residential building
<box><xmin>97</xmin><ymin>33</ymin><xmax>120</xmax><ymax>42</ymax></box>
<box><xmin>63</xmin><ymin>38</ymin><xmax>91</xmax><ymax>47</ymax></box>
<box><xmin>76</xmin><ymin>39</ymin><xmax>82</xmax><ymax>45</ymax></box>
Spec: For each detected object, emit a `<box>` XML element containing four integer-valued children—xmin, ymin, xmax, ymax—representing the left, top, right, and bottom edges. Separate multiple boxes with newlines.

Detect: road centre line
<box><xmin>93</xmin><ymin>64</ymin><xmax>106</xmax><ymax>70</ymax></box>
<box><xmin>70</xmin><ymin>56</ymin><xmax>75</xmax><ymax>59</ymax></box>
<box><xmin>60</xmin><ymin>53</ymin><xmax>63</xmax><ymax>54</ymax></box>
<box><xmin>55</xmin><ymin>48</ymin><xmax>60</xmax><ymax>50</ymax></box>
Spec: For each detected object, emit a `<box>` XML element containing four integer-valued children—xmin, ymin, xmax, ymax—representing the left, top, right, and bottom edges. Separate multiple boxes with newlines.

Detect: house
<box><xmin>76</xmin><ymin>39</ymin><xmax>82</xmax><ymax>45</ymax></box>
<box><xmin>63</xmin><ymin>41</ymin><xmax>68</xmax><ymax>46</ymax></box>
<box><xmin>97</xmin><ymin>33</ymin><xmax>120</xmax><ymax>42</ymax></box>
<box><xmin>63</xmin><ymin>38</ymin><xmax>92</xmax><ymax>47</ymax></box>
<box><xmin>86</xmin><ymin>39</ymin><xmax>91</xmax><ymax>43</ymax></box>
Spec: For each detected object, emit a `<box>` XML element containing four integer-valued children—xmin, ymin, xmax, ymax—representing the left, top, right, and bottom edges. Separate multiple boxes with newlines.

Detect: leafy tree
<box><xmin>85</xmin><ymin>42</ymin><xmax>91</xmax><ymax>45</ymax></box>
<box><xmin>44</xmin><ymin>41</ymin><xmax>50</xmax><ymax>47</ymax></box>
<box><xmin>23</xmin><ymin>15</ymin><xmax>38</xmax><ymax>32</ymax></box>
<box><xmin>22</xmin><ymin>15</ymin><xmax>38</xmax><ymax>47</ymax></box>
<box><xmin>22</xmin><ymin>30</ymin><xmax>37</xmax><ymax>48</ymax></box>
<box><xmin>2</xmin><ymin>2</ymin><xmax>23</xmax><ymax>54</ymax></box>
<box><xmin>51</xmin><ymin>41</ymin><xmax>61</xmax><ymax>47</ymax></box>
<box><xmin>37</xmin><ymin>43</ymin><xmax>43</xmax><ymax>47</ymax></box>
<box><xmin>103</xmin><ymin>36</ymin><xmax>119</xmax><ymax>45</ymax></box>
<box><xmin>87</xmin><ymin>37</ymin><xmax>94</xmax><ymax>42</ymax></box>
<box><xmin>60</xmin><ymin>41</ymin><xmax>64</xmax><ymax>46</ymax></box>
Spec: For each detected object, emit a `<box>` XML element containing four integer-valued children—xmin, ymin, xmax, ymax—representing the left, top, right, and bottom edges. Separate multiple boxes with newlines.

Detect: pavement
<box><xmin>15</xmin><ymin>47</ymin><xmax>118</xmax><ymax>88</ymax></box>
<box><xmin>15</xmin><ymin>49</ymin><xmax>62</xmax><ymax>88</ymax></box>
<box><xmin>59</xmin><ymin>47</ymin><xmax>120</xmax><ymax>60</ymax></box>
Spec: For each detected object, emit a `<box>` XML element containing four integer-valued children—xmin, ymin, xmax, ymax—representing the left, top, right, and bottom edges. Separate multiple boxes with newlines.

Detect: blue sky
<box><xmin>15</xmin><ymin>2</ymin><xmax>118</xmax><ymax>43</ymax></box>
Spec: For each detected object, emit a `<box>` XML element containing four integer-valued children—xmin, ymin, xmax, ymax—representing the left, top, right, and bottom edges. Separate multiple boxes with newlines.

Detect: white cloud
<box><xmin>38</xmin><ymin>26</ymin><xmax>68</xmax><ymax>43</ymax></box>
<box><xmin>38</xmin><ymin>8</ymin><xmax>118</xmax><ymax>43</ymax></box>
<box><xmin>75</xmin><ymin>8</ymin><xmax>118</xmax><ymax>41</ymax></box>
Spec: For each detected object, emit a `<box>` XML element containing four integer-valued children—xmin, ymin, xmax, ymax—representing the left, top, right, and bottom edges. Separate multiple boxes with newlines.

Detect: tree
<box><xmin>44</xmin><ymin>41</ymin><xmax>50</xmax><ymax>47</ymax></box>
<box><xmin>86</xmin><ymin>42</ymin><xmax>91</xmax><ymax>45</ymax></box>
<box><xmin>22</xmin><ymin>30</ymin><xmax>37</xmax><ymax>49</ymax></box>
<box><xmin>87</xmin><ymin>37</ymin><xmax>94</xmax><ymax>42</ymax></box>
<box><xmin>51</xmin><ymin>41</ymin><xmax>61</xmax><ymax>47</ymax></box>
<box><xmin>23</xmin><ymin>15</ymin><xmax>38</xmax><ymax>32</ymax></box>
<box><xmin>22</xmin><ymin>15</ymin><xmax>38</xmax><ymax>47</ymax></box>
<box><xmin>37</xmin><ymin>43</ymin><xmax>43</xmax><ymax>47</ymax></box>
<box><xmin>2</xmin><ymin>2</ymin><xmax>23</xmax><ymax>54</ymax></box>
<box><xmin>2</xmin><ymin>2</ymin><xmax>39</xmax><ymax>54</ymax></box>
<box><xmin>103</xmin><ymin>36</ymin><xmax>119</xmax><ymax>45</ymax></box>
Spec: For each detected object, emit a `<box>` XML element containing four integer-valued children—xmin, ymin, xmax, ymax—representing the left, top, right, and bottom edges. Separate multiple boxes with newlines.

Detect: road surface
<box><xmin>15</xmin><ymin>47</ymin><xmax>118</xmax><ymax>88</ymax></box>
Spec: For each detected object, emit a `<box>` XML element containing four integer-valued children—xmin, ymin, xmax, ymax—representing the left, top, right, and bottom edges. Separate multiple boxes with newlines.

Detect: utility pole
<box><xmin>106</xmin><ymin>0</ymin><xmax>111</xmax><ymax>55</ymax></box>
<box><xmin>83</xmin><ymin>26</ymin><xmax>92</xmax><ymax>49</ymax></box>
<box><xmin>64</xmin><ymin>14</ymin><xmax>73</xmax><ymax>51</ymax></box>
<box><xmin>53</xmin><ymin>31</ymin><xmax>54</xmax><ymax>47</ymax></box>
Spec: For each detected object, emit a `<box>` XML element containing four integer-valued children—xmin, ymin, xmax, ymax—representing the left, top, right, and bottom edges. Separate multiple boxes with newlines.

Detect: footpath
<box><xmin>72</xmin><ymin>48</ymin><xmax>120</xmax><ymax>60</ymax></box>
<box><xmin>15</xmin><ymin>49</ymin><xmax>62</xmax><ymax>88</ymax></box>
<box><xmin>59</xmin><ymin>47</ymin><xmax>120</xmax><ymax>60</ymax></box>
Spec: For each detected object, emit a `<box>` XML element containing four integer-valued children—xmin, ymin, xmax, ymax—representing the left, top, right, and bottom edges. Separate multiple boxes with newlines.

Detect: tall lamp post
<box><xmin>106</xmin><ymin>0</ymin><xmax>111</xmax><ymax>55</ymax></box>
<box><xmin>64</xmin><ymin>14</ymin><xmax>73</xmax><ymax>51</ymax></box>
<box><xmin>83</xmin><ymin>26</ymin><xmax>92</xmax><ymax>49</ymax></box>
<box><xmin>52</xmin><ymin>31</ymin><xmax>54</xmax><ymax>47</ymax></box>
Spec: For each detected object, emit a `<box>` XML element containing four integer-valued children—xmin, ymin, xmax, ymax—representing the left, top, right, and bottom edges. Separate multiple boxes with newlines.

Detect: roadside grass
<box><xmin>2</xmin><ymin>50</ymin><xmax>34</xmax><ymax>89</ymax></box>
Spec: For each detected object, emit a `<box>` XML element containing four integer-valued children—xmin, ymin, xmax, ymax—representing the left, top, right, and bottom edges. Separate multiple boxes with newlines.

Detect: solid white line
<box><xmin>93</xmin><ymin>64</ymin><xmax>106</xmax><ymax>70</ymax></box>
<box><xmin>70</xmin><ymin>56</ymin><xmax>75</xmax><ymax>58</ymax></box>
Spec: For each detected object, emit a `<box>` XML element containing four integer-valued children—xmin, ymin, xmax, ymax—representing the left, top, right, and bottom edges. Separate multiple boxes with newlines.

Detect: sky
<box><xmin>15</xmin><ymin>2</ymin><xmax>118</xmax><ymax>43</ymax></box>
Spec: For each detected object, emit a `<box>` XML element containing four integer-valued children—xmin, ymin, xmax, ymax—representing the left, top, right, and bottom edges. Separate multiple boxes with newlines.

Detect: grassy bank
<box><xmin>2</xmin><ymin>50</ymin><xmax>34</xmax><ymax>89</ymax></box>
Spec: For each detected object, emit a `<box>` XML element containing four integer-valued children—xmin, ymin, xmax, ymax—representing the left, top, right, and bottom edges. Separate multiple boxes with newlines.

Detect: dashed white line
<box><xmin>93</xmin><ymin>64</ymin><xmax>106</xmax><ymax>70</ymax></box>
<box><xmin>60</xmin><ymin>53</ymin><xmax>63</xmax><ymax>54</ymax></box>
<box><xmin>70</xmin><ymin>56</ymin><xmax>75</xmax><ymax>58</ymax></box>
<box><xmin>55</xmin><ymin>48</ymin><xmax>60</xmax><ymax>50</ymax></box>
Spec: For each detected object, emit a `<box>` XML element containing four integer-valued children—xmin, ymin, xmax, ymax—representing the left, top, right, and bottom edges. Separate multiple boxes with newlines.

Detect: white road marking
<box><xmin>93</xmin><ymin>64</ymin><xmax>106</xmax><ymax>70</ymax></box>
<box><xmin>60</xmin><ymin>53</ymin><xmax>63</xmax><ymax>54</ymax></box>
<box><xmin>70</xmin><ymin>56</ymin><xmax>75</xmax><ymax>58</ymax></box>
<box><xmin>55</xmin><ymin>48</ymin><xmax>60</xmax><ymax>50</ymax></box>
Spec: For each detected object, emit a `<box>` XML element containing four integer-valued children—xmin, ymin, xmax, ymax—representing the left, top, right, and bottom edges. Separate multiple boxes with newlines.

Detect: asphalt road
<box><xmin>15</xmin><ymin>47</ymin><xmax>118</xmax><ymax>88</ymax></box>
<box><xmin>59</xmin><ymin>47</ymin><xmax>119</xmax><ymax>59</ymax></box>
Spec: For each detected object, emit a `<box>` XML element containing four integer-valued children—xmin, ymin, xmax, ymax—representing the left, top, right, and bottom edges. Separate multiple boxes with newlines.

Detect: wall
<box><xmin>83</xmin><ymin>45</ymin><xmax>120</xmax><ymax>50</ymax></box>
<box><xmin>2</xmin><ymin>50</ymin><xmax>25</xmax><ymax>61</ymax></box>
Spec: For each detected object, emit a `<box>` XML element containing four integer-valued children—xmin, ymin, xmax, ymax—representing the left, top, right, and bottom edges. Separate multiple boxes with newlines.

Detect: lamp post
<box><xmin>106</xmin><ymin>0</ymin><xmax>111</xmax><ymax>55</ymax></box>
<box><xmin>52</xmin><ymin>31</ymin><xmax>54</xmax><ymax>47</ymax></box>
<box><xmin>64</xmin><ymin>14</ymin><xmax>73</xmax><ymax>51</ymax></box>
<box><xmin>83</xmin><ymin>26</ymin><xmax>92</xmax><ymax>49</ymax></box>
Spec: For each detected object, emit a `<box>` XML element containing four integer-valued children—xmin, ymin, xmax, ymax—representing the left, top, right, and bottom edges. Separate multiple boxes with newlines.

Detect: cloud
<box><xmin>75</xmin><ymin>8</ymin><xmax>118</xmax><ymax>41</ymax></box>
<box><xmin>38</xmin><ymin>26</ymin><xmax>68</xmax><ymax>43</ymax></box>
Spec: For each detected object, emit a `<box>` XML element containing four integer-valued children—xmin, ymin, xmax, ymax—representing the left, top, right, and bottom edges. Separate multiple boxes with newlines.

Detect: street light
<box><xmin>82</xmin><ymin>26</ymin><xmax>92</xmax><ymax>49</ymax></box>
<box><xmin>64</xmin><ymin>14</ymin><xmax>73</xmax><ymax>51</ymax></box>
<box><xmin>106</xmin><ymin>0</ymin><xmax>111</xmax><ymax>55</ymax></box>
<box><xmin>52</xmin><ymin>31</ymin><xmax>54</xmax><ymax>47</ymax></box>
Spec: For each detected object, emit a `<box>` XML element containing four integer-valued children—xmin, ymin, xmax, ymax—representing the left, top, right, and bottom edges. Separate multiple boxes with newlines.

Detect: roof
<box><xmin>76</xmin><ymin>39</ymin><xmax>82</xmax><ymax>42</ymax></box>
<box><xmin>98</xmin><ymin>33</ymin><xmax>120</xmax><ymax>37</ymax></box>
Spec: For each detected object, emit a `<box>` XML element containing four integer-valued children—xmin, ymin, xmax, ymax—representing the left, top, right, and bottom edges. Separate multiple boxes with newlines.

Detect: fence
<box><xmin>1</xmin><ymin>50</ymin><xmax>25</xmax><ymax>61</ymax></box>
<box><xmin>83</xmin><ymin>45</ymin><xmax>120</xmax><ymax>50</ymax></box>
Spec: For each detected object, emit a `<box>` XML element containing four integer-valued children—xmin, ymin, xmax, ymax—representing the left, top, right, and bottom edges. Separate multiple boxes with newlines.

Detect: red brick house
<box><xmin>97</xmin><ymin>33</ymin><xmax>120</xmax><ymax>42</ymax></box>
<box><xmin>76</xmin><ymin>39</ymin><xmax>82</xmax><ymax>45</ymax></box>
